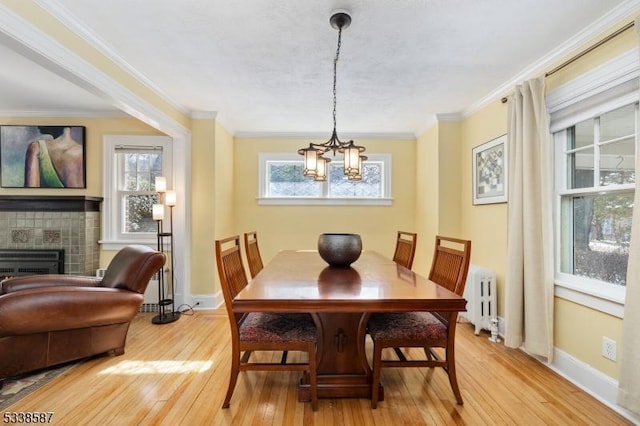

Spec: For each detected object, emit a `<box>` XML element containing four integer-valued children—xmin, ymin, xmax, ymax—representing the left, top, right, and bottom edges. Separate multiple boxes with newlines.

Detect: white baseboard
<box><xmin>190</xmin><ymin>292</ymin><xmax>223</xmax><ymax>310</ymax></box>
<box><xmin>545</xmin><ymin>348</ymin><xmax>639</xmax><ymax>424</ymax></box>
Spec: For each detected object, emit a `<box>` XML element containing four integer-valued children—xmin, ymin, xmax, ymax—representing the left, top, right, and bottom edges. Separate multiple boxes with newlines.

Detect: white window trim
<box><xmin>548</xmin><ymin>48</ymin><xmax>639</xmax><ymax>317</ymax></box>
<box><xmin>101</xmin><ymin>135</ymin><xmax>172</xmax><ymax>251</ymax></box>
<box><xmin>257</xmin><ymin>152</ymin><xmax>393</xmax><ymax>206</ymax></box>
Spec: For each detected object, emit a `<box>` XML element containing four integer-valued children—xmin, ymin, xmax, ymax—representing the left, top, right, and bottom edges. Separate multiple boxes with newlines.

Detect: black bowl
<box><xmin>317</xmin><ymin>233</ymin><xmax>362</xmax><ymax>267</ymax></box>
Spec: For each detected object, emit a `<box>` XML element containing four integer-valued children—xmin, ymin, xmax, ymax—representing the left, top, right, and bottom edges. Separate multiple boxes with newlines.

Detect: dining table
<box><xmin>232</xmin><ymin>249</ymin><xmax>467</xmax><ymax>401</ymax></box>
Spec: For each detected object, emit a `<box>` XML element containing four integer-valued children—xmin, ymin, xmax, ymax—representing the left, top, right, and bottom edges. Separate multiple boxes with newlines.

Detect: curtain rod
<box><xmin>500</xmin><ymin>20</ymin><xmax>635</xmax><ymax>104</ymax></box>
<box><xmin>545</xmin><ymin>20</ymin><xmax>635</xmax><ymax>77</ymax></box>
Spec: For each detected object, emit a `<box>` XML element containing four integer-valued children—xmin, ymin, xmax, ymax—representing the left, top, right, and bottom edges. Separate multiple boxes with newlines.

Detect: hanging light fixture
<box><xmin>297</xmin><ymin>11</ymin><xmax>366</xmax><ymax>181</ymax></box>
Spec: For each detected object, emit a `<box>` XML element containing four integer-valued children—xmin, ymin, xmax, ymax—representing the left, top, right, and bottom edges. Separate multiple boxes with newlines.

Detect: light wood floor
<box><xmin>6</xmin><ymin>309</ymin><xmax>632</xmax><ymax>425</ymax></box>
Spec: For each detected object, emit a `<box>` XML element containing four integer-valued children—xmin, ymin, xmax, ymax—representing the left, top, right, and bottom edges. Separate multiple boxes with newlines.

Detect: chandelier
<box><xmin>297</xmin><ymin>11</ymin><xmax>366</xmax><ymax>181</ymax></box>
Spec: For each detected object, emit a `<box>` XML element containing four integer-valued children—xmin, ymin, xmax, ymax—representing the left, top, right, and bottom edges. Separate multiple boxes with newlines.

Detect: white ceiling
<box><xmin>0</xmin><ymin>0</ymin><xmax>634</xmax><ymax>136</ymax></box>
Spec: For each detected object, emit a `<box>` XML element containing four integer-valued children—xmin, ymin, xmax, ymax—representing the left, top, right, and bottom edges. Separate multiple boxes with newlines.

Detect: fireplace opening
<box><xmin>0</xmin><ymin>249</ymin><xmax>64</xmax><ymax>280</ymax></box>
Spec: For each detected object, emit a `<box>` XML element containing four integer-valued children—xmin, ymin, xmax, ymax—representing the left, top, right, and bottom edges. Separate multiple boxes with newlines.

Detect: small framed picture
<box><xmin>472</xmin><ymin>134</ymin><xmax>508</xmax><ymax>205</ymax></box>
<box><xmin>0</xmin><ymin>125</ymin><xmax>86</xmax><ymax>188</ymax></box>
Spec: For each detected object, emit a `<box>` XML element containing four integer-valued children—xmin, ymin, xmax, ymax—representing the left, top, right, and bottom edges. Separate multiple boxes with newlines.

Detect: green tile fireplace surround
<box><xmin>0</xmin><ymin>196</ymin><xmax>102</xmax><ymax>275</ymax></box>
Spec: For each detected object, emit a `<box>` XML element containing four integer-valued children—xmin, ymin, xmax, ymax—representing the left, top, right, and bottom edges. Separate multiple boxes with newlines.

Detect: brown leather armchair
<box><xmin>0</xmin><ymin>245</ymin><xmax>165</xmax><ymax>384</ymax></box>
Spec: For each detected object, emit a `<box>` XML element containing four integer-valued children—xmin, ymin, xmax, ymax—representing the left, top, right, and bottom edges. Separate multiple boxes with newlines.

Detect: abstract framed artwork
<box><xmin>0</xmin><ymin>126</ymin><xmax>86</xmax><ymax>188</ymax></box>
<box><xmin>472</xmin><ymin>134</ymin><xmax>508</xmax><ymax>205</ymax></box>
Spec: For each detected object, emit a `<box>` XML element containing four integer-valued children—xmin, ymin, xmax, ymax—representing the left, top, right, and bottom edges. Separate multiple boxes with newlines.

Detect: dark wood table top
<box><xmin>233</xmin><ymin>250</ymin><xmax>466</xmax><ymax>313</ymax></box>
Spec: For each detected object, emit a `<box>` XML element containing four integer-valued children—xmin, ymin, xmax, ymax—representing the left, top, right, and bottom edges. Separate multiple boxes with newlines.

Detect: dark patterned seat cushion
<box><xmin>367</xmin><ymin>312</ymin><xmax>447</xmax><ymax>342</ymax></box>
<box><xmin>239</xmin><ymin>313</ymin><xmax>317</xmax><ymax>343</ymax></box>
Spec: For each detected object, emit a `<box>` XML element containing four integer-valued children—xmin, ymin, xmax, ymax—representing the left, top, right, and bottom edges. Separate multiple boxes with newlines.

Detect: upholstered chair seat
<box><xmin>239</xmin><ymin>313</ymin><xmax>318</xmax><ymax>343</ymax></box>
<box><xmin>367</xmin><ymin>312</ymin><xmax>447</xmax><ymax>342</ymax></box>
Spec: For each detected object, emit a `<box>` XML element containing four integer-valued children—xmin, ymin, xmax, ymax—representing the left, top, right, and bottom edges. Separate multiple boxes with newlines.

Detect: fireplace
<box><xmin>0</xmin><ymin>249</ymin><xmax>64</xmax><ymax>280</ymax></box>
<box><xmin>0</xmin><ymin>196</ymin><xmax>102</xmax><ymax>276</ymax></box>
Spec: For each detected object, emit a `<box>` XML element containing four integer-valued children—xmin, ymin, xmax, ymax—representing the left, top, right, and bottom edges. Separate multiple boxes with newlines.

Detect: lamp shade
<box><xmin>155</xmin><ymin>176</ymin><xmax>167</xmax><ymax>193</ymax></box>
<box><xmin>165</xmin><ymin>190</ymin><xmax>177</xmax><ymax>207</ymax></box>
<box><xmin>152</xmin><ymin>204</ymin><xmax>165</xmax><ymax>221</ymax></box>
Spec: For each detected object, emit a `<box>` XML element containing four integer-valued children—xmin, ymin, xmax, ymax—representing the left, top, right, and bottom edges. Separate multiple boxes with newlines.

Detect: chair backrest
<box><xmin>215</xmin><ymin>236</ymin><xmax>249</xmax><ymax>318</ymax></box>
<box><xmin>392</xmin><ymin>231</ymin><xmax>417</xmax><ymax>269</ymax></box>
<box><xmin>244</xmin><ymin>231</ymin><xmax>264</xmax><ymax>279</ymax></box>
<box><xmin>428</xmin><ymin>235</ymin><xmax>472</xmax><ymax>296</ymax></box>
<box><xmin>101</xmin><ymin>245</ymin><xmax>166</xmax><ymax>293</ymax></box>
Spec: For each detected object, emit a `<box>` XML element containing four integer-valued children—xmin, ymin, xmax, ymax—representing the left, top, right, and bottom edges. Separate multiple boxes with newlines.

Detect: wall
<box><xmin>233</xmin><ymin>136</ymin><xmax>416</xmax><ymax>264</ymax></box>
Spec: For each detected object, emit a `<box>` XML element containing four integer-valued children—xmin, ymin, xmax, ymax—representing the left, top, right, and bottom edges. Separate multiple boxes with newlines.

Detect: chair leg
<box><xmin>371</xmin><ymin>342</ymin><xmax>383</xmax><ymax>409</ymax></box>
<box><xmin>309</xmin><ymin>344</ymin><xmax>318</xmax><ymax>411</ymax></box>
<box><xmin>446</xmin><ymin>350</ymin><xmax>463</xmax><ymax>405</ymax></box>
<box><xmin>223</xmin><ymin>350</ymin><xmax>241</xmax><ymax>408</ymax></box>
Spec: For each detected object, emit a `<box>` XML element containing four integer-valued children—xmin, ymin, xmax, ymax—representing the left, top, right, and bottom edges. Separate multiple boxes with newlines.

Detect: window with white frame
<box><xmin>258</xmin><ymin>153</ymin><xmax>392</xmax><ymax>205</ymax></box>
<box><xmin>548</xmin><ymin>49</ymin><xmax>639</xmax><ymax>316</ymax></box>
<box><xmin>101</xmin><ymin>135</ymin><xmax>172</xmax><ymax>250</ymax></box>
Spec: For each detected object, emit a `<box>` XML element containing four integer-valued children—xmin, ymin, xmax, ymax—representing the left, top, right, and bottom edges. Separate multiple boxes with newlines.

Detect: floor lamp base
<box><xmin>151</xmin><ymin>311</ymin><xmax>181</xmax><ymax>325</ymax></box>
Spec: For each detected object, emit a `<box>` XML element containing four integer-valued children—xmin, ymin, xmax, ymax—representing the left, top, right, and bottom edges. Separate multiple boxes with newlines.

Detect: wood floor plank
<box><xmin>4</xmin><ymin>310</ymin><xmax>633</xmax><ymax>425</ymax></box>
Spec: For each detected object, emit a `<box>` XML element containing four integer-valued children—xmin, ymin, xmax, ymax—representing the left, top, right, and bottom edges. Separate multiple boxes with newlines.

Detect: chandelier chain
<box><xmin>333</xmin><ymin>27</ymin><xmax>342</xmax><ymax>134</ymax></box>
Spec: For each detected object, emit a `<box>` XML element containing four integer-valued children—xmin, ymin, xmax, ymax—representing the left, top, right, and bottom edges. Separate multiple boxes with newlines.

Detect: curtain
<box><xmin>617</xmin><ymin>17</ymin><xmax>640</xmax><ymax>416</ymax></box>
<box><xmin>504</xmin><ymin>77</ymin><xmax>555</xmax><ymax>360</ymax></box>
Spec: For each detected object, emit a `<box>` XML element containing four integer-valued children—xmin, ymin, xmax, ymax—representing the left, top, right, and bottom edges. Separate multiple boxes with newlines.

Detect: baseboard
<box><xmin>190</xmin><ymin>292</ymin><xmax>223</xmax><ymax>310</ymax></box>
<box><xmin>545</xmin><ymin>348</ymin><xmax>639</xmax><ymax>424</ymax></box>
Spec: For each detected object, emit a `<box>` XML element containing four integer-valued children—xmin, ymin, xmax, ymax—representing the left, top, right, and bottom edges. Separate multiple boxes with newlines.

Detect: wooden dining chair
<box><xmin>392</xmin><ymin>231</ymin><xmax>417</xmax><ymax>269</ymax></box>
<box><xmin>367</xmin><ymin>235</ymin><xmax>471</xmax><ymax>408</ymax></box>
<box><xmin>215</xmin><ymin>235</ymin><xmax>319</xmax><ymax>411</ymax></box>
<box><xmin>243</xmin><ymin>231</ymin><xmax>264</xmax><ymax>279</ymax></box>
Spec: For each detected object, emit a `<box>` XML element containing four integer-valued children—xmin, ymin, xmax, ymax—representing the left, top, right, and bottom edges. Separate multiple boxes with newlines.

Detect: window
<box><xmin>548</xmin><ymin>49</ymin><xmax>638</xmax><ymax>316</ymax></box>
<box><xmin>258</xmin><ymin>153</ymin><xmax>392</xmax><ymax>205</ymax></box>
<box><xmin>102</xmin><ymin>135</ymin><xmax>172</xmax><ymax>250</ymax></box>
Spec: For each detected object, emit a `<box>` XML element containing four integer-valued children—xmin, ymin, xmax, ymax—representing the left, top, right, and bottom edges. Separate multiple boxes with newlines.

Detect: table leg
<box><xmin>298</xmin><ymin>312</ymin><xmax>384</xmax><ymax>400</ymax></box>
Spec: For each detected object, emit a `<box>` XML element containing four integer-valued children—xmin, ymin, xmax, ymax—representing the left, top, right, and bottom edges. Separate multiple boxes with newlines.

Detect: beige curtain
<box><xmin>617</xmin><ymin>17</ymin><xmax>640</xmax><ymax>416</ymax></box>
<box><xmin>504</xmin><ymin>76</ymin><xmax>554</xmax><ymax>360</ymax></box>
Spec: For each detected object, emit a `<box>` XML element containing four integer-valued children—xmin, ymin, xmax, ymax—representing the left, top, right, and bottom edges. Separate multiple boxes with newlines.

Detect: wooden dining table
<box><xmin>232</xmin><ymin>249</ymin><xmax>467</xmax><ymax>401</ymax></box>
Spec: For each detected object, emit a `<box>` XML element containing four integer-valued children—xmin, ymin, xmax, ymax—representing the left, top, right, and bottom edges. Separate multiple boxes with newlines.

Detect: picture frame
<box><xmin>472</xmin><ymin>134</ymin><xmax>508</xmax><ymax>205</ymax></box>
<box><xmin>0</xmin><ymin>125</ymin><xmax>86</xmax><ymax>188</ymax></box>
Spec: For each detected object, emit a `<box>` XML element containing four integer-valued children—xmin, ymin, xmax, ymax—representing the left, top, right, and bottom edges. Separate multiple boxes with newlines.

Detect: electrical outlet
<box><xmin>602</xmin><ymin>337</ymin><xmax>617</xmax><ymax>361</ymax></box>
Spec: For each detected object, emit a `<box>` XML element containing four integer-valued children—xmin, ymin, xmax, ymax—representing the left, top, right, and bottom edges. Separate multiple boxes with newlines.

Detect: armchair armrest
<box><xmin>1</xmin><ymin>274</ymin><xmax>102</xmax><ymax>294</ymax></box>
<box><xmin>0</xmin><ymin>286</ymin><xmax>143</xmax><ymax>337</ymax></box>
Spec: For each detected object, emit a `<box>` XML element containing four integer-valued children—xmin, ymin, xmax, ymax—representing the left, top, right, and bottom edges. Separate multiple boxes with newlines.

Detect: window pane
<box><xmin>267</xmin><ymin>162</ymin><xmax>321</xmax><ymax>196</ymax></box>
<box><xmin>119</xmin><ymin>152</ymin><xmax>162</xmax><ymax>191</ymax></box>
<box><xmin>569</xmin><ymin>119</ymin><xmax>594</xmax><ymax>150</ymax></box>
<box><xmin>123</xmin><ymin>194</ymin><xmax>158</xmax><ymax>233</ymax></box>
<box><xmin>600</xmin><ymin>103</ymin><xmax>635</xmax><ymax>142</ymax></box>
<box><xmin>328</xmin><ymin>162</ymin><xmax>383</xmax><ymax>197</ymax></box>
<box><xmin>567</xmin><ymin>148</ymin><xmax>594</xmax><ymax>189</ymax></box>
<box><xmin>561</xmin><ymin>192</ymin><xmax>633</xmax><ymax>286</ymax></box>
<box><xmin>599</xmin><ymin>137</ymin><xmax>636</xmax><ymax>186</ymax></box>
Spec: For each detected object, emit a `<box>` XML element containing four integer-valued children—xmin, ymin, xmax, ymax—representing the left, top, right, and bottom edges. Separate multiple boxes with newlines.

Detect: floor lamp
<box><xmin>151</xmin><ymin>178</ymin><xmax>180</xmax><ymax>325</ymax></box>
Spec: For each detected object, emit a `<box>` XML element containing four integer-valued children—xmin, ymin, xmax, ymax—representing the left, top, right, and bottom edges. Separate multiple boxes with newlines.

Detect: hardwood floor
<box><xmin>5</xmin><ymin>309</ymin><xmax>632</xmax><ymax>425</ymax></box>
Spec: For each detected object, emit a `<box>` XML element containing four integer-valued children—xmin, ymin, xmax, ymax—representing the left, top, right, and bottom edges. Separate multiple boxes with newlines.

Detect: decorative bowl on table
<box><xmin>317</xmin><ymin>233</ymin><xmax>362</xmax><ymax>267</ymax></box>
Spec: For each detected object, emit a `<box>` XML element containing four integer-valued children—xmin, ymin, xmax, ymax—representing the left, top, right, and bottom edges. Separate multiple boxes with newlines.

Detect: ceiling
<box><xmin>0</xmin><ymin>0</ymin><xmax>634</xmax><ymax>136</ymax></box>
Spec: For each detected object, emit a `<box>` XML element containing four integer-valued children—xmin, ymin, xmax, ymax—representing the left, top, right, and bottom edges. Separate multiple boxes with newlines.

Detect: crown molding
<box><xmin>0</xmin><ymin>2</ymin><xmax>189</xmax><ymax>138</ymax></box>
<box><xmin>34</xmin><ymin>0</ymin><xmax>190</xmax><ymax>117</ymax></box>
<box><xmin>234</xmin><ymin>131</ymin><xmax>416</xmax><ymax>140</ymax></box>
<box><xmin>436</xmin><ymin>113</ymin><xmax>463</xmax><ymax>122</ymax></box>
<box><xmin>461</xmin><ymin>0</ymin><xmax>640</xmax><ymax>119</ymax></box>
<box><xmin>0</xmin><ymin>109</ymin><xmax>128</xmax><ymax>118</ymax></box>
<box><xmin>190</xmin><ymin>111</ymin><xmax>218</xmax><ymax>120</ymax></box>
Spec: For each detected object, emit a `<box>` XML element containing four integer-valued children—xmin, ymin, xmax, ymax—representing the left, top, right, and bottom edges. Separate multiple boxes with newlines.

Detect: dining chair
<box><xmin>367</xmin><ymin>235</ymin><xmax>471</xmax><ymax>408</ymax></box>
<box><xmin>215</xmin><ymin>235</ymin><xmax>319</xmax><ymax>411</ymax></box>
<box><xmin>392</xmin><ymin>231</ymin><xmax>417</xmax><ymax>269</ymax></box>
<box><xmin>243</xmin><ymin>231</ymin><xmax>264</xmax><ymax>279</ymax></box>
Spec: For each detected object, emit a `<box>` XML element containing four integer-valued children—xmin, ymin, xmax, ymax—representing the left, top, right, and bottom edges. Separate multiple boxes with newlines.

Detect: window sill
<box><xmin>554</xmin><ymin>275</ymin><xmax>625</xmax><ymax>318</ymax></box>
<box><xmin>99</xmin><ymin>239</ymin><xmax>157</xmax><ymax>252</ymax></box>
<box><xmin>257</xmin><ymin>197</ymin><xmax>393</xmax><ymax>206</ymax></box>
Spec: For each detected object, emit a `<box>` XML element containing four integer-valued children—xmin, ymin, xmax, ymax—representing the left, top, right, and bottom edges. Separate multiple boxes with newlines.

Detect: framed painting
<box><xmin>0</xmin><ymin>126</ymin><xmax>86</xmax><ymax>188</ymax></box>
<box><xmin>472</xmin><ymin>134</ymin><xmax>508</xmax><ymax>205</ymax></box>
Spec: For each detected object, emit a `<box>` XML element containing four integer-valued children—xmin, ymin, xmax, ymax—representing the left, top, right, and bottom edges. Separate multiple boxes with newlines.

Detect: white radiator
<box><xmin>460</xmin><ymin>264</ymin><xmax>496</xmax><ymax>335</ymax></box>
<box><xmin>96</xmin><ymin>268</ymin><xmax>160</xmax><ymax>306</ymax></box>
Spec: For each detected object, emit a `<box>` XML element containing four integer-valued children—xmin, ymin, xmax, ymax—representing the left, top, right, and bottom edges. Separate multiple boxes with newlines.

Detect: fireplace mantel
<box><xmin>0</xmin><ymin>196</ymin><xmax>102</xmax><ymax>212</ymax></box>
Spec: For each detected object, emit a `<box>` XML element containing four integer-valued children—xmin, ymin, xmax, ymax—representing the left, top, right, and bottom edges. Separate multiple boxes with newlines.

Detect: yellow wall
<box><xmin>459</xmin><ymin>101</ymin><xmax>509</xmax><ymax>315</ymax></box>
<box><xmin>233</xmin><ymin>136</ymin><xmax>416</xmax><ymax>264</ymax></box>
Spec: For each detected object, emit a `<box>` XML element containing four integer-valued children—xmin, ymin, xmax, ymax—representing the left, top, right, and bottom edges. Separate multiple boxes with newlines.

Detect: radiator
<box><xmin>96</xmin><ymin>268</ymin><xmax>161</xmax><ymax>312</ymax></box>
<box><xmin>460</xmin><ymin>264</ymin><xmax>496</xmax><ymax>335</ymax></box>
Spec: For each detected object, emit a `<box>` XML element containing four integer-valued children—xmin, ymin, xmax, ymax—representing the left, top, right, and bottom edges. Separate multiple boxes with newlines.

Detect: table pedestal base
<box><xmin>297</xmin><ymin>374</ymin><xmax>384</xmax><ymax>401</ymax></box>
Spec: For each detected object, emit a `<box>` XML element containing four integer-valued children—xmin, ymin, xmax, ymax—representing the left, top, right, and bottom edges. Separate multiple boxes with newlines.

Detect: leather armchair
<box><xmin>0</xmin><ymin>245</ymin><xmax>165</xmax><ymax>383</ymax></box>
